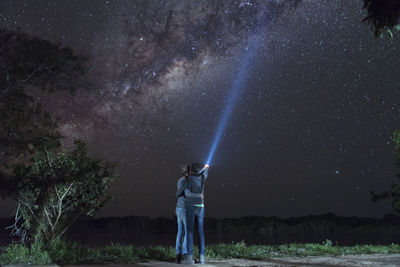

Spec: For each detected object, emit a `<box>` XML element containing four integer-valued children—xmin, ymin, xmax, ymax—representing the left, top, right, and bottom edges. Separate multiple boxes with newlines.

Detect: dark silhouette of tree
<box><xmin>363</xmin><ymin>0</ymin><xmax>400</xmax><ymax>38</ymax></box>
<box><xmin>371</xmin><ymin>130</ymin><xmax>400</xmax><ymax>213</ymax></box>
<box><xmin>0</xmin><ymin>29</ymin><xmax>88</xmax><ymax>196</ymax></box>
<box><xmin>0</xmin><ymin>29</ymin><xmax>115</xmax><ymax>244</ymax></box>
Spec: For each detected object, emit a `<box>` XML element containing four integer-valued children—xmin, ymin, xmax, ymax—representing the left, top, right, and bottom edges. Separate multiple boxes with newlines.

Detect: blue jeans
<box><xmin>175</xmin><ymin>207</ymin><xmax>187</xmax><ymax>255</ymax></box>
<box><xmin>186</xmin><ymin>205</ymin><xmax>205</xmax><ymax>256</ymax></box>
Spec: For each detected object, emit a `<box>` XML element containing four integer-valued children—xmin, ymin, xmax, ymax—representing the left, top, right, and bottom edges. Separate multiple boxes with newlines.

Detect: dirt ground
<box><xmin>57</xmin><ymin>253</ymin><xmax>400</xmax><ymax>267</ymax></box>
<box><xmin>136</xmin><ymin>254</ymin><xmax>400</xmax><ymax>266</ymax></box>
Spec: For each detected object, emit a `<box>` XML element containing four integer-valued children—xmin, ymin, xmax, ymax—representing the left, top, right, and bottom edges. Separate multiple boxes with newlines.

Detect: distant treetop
<box><xmin>363</xmin><ymin>0</ymin><xmax>400</xmax><ymax>38</ymax></box>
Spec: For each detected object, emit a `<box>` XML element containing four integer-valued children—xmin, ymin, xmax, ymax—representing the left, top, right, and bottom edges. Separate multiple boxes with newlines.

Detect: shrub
<box><xmin>0</xmin><ymin>241</ymin><xmax>51</xmax><ymax>265</ymax></box>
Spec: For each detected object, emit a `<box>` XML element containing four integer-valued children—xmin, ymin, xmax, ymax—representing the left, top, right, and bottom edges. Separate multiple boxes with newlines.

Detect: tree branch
<box><xmin>54</xmin><ymin>183</ymin><xmax>73</xmax><ymax>229</ymax></box>
<box><xmin>43</xmin><ymin>205</ymin><xmax>54</xmax><ymax>230</ymax></box>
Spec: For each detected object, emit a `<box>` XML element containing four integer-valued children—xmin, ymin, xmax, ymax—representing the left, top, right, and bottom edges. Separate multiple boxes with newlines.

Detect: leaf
<box><xmin>387</xmin><ymin>28</ymin><xmax>394</xmax><ymax>39</ymax></box>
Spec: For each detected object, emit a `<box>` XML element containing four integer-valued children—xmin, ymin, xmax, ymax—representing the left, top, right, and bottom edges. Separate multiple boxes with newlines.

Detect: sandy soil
<box><xmin>57</xmin><ymin>253</ymin><xmax>400</xmax><ymax>266</ymax></box>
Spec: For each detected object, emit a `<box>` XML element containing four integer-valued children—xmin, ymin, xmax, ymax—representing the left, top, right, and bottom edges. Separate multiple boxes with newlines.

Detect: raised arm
<box><xmin>202</xmin><ymin>168</ymin><xmax>208</xmax><ymax>181</ymax></box>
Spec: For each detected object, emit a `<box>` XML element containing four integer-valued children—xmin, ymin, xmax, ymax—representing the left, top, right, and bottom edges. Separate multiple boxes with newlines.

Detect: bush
<box><xmin>99</xmin><ymin>243</ymin><xmax>139</xmax><ymax>263</ymax></box>
<box><xmin>1</xmin><ymin>240</ymin><xmax>400</xmax><ymax>265</ymax></box>
<box><xmin>0</xmin><ymin>241</ymin><xmax>51</xmax><ymax>265</ymax></box>
<box><xmin>8</xmin><ymin>140</ymin><xmax>115</xmax><ymax>244</ymax></box>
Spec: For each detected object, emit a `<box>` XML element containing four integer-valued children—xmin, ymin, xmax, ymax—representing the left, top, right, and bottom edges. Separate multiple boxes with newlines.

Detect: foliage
<box><xmin>0</xmin><ymin>29</ymin><xmax>89</xmax><ymax>197</ymax></box>
<box><xmin>0</xmin><ymin>29</ymin><xmax>114</xmax><ymax>246</ymax></box>
<box><xmin>392</xmin><ymin>129</ymin><xmax>400</xmax><ymax>212</ymax></box>
<box><xmin>206</xmin><ymin>242</ymin><xmax>400</xmax><ymax>259</ymax></box>
<box><xmin>132</xmin><ymin>245</ymin><xmax>175</xmax><ymax>261</ymax></box>
<box><xmin>0</xmin><ymin>28</ymin><xmax>88</xmax><ymax>91</ymax></box>
<box><xmin>0</xmin><ymin>240</ymin><xmax>51</xmax><ymax>265</ymax></box>
<box><xmin>322</xmin><ymin>239</ymin><xmax>333</xmax><ymax>247</ymax></box>
<box><xmin>362</xmin><ymin>0</ymin><xmax>400</xmax><ymax>38</ymax></box>
<box><xmin>394</xmin><ymin>129</ymin><xmax>400</xmax><ymax>164</ymax></box>
<box><xmin>45</xmin><ymin>240</ymin><xmax>139</xmax><ymax>264</ymax></box>
<box><xmin>2</xmin><ymin>240</ymin><xmax>400</xmax><ymax>265</ymax></box>
<box><xmin>371</xmin><ymin>130</ymin><xmax>400</xmax><ymax>213</ymax></box>
<box><xmin>7</xmin><ymin>140</ymin><xmax>115</xmax><ymax>244</ymax></box>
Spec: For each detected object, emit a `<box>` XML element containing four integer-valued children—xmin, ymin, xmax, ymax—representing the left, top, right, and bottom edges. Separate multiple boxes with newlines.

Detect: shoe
<box><xmin>180</xmin><ymin>254</ymin><xmax>195</xmax><ymax>264</ymax></box>
<box><xmin>199</xmin><ymin>255</ymin><xmax>205</xmax><ymax>264</ymax></box>
<box><xmin>175</xmin><ymin>253</ymin><xmax>182</xmax><ymax>264</ymax></box>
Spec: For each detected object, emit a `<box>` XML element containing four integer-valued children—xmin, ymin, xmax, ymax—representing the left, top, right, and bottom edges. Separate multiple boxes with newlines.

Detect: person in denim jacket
<box><xmin>175</xmin><ymin>165</ymin><xmax>204</xmax><ymax>264</ymax></box>
<box><xmin>180</xmin><ymin>163</ymin><xmax>209</xmax><ymax>265</ymax></box>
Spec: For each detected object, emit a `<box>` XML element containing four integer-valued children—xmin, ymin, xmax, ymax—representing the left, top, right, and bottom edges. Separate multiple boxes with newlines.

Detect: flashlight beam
<box><xmin>206</xmin><ymin>35</ymin><xmax>260</xmax><ymax>165</ymax></box>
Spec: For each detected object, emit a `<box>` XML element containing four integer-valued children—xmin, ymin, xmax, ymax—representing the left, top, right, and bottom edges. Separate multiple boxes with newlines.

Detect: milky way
<box><xmin>0</xmin><ymin>0</ymin><xmax>399</xmax><ymax>218</ymax></box>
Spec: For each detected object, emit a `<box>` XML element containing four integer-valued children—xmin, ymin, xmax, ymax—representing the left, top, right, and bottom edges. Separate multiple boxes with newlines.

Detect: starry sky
<box><xmin>0</xmin><ymin>0</ymin><xmax>399</xmax><ymax>218</ymax></box>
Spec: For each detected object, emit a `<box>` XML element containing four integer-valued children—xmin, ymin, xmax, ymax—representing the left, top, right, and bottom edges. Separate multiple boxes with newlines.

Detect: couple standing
<box><xmin>175</xmin><ymin>163</ymin><xmax>210</xmax><ymax>264</ymax></box>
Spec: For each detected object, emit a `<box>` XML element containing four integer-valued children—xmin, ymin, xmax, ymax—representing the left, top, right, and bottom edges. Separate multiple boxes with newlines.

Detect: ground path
<box><xmin>55</xmin><ymin>253</ymin><xmax>400</xmax><ymax>267</ymax></box>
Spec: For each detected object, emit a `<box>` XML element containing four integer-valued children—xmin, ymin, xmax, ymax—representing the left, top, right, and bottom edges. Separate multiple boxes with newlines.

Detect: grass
<box><xmin>1</xmin><ymin>239</ymin><xmax>400</xmax><ymax>265</ymax></box>
<box><xmin>206</xmin><ymin>241</ymin><xmax>400</xmax><ymax>259</ymax></box>
<box><xmin>0</xmin><ymin>241</ymin><xmax>52</xmax><ymax>265</ymax></box>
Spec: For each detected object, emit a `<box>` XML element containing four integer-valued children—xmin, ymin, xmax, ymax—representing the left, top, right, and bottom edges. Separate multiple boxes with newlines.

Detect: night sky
<box><xmin>1</xmin><ymin>0</ymin><xmax>399</xmax><ymax>218</ymax></box>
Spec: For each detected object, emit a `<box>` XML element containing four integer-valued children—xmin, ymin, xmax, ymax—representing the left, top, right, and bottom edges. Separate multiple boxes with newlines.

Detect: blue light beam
<box><xmin>206</xmin><ymin>35</ymin><xmax>261</xmax><ymax>166</ymax></box>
